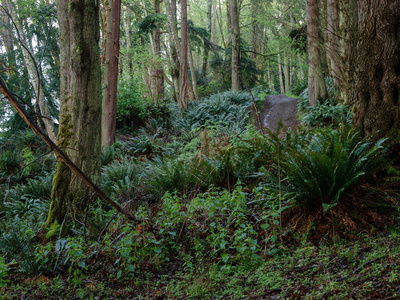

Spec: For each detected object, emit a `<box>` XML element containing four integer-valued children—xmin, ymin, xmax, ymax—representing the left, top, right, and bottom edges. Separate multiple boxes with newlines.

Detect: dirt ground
<box><xmin>259</xmin><ymin>95</ymin><xmax>299</xmax><ymax>132</ymax></box>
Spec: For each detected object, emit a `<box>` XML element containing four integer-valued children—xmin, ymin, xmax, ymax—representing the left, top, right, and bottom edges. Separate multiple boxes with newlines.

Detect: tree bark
<box><xmin>179</xmin><ymin>0</ymin><xmax>189</xmax><ymax>109</ymax></box>
<box><xmin>327</xmin><ymin>0</ymin><xmax>340</xmax><ymax>87</ymax></box>
<box><xmin>165</xmin><ymin>0</ymin><xmax>180</xmax><ymax>101</ymax></box>
<box><xmin>47</xmin><ymin>0</ymin><xmax>102</xmax><ymax>228</ymax></box>
<box><xmin>354</xmin><ymin>0</ymin><xmax>400</xmax><ymax>139</ymax></box>
<box><xmin>278</xmin><ymin>49</ymin><xmax>284</xmax><ymax>95</ymax></box>
<box><xmin>151</xmin><ymin>0</ymin><xmax>164</xmax><ymax>102</ymax></box>
<box><xmin>201</xmin><ymin>0</ymin><xmax>212</xmax><ymax>78</ymax></box>
<box><xmin>102</xmin><ymin>0</ymin><xmax>121</xmax><ymax>147</ymax></box>
<box><xmin>230</xmin><ymin>0</ymin><xmax>241</xmax><ymax>91</ymax></box>
<box><xmin>338</xmin><ymin>0</ymin><xmax>357</xmax><ymax>104</ymax></box>
<box><xmin>306</xmin><ymin>0</ymin><xmax>326</xmax><ymax>106</ymax></box>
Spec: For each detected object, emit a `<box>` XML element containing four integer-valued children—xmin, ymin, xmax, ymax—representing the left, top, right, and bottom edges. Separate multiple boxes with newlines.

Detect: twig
<box><xmin>335</xmin><ymin>254</ymin><xmax>388</xmax><ymax>282</ymax></box>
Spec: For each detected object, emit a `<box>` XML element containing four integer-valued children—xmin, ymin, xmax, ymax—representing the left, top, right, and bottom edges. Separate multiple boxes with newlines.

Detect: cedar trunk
<box><xmin>354</xmin><ymin>0</ymin><xmax>400</xmax><ymax>139</ymax></box>
<box><xmin>102</xmin><ymin>0</ymin><xmax>121</xmax><ymax>147</ymax></box>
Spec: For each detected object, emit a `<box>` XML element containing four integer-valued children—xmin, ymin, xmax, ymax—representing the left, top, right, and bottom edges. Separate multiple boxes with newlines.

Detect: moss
<box><xmin>387</xmin><ymin>166</ymin><xmax>400</xmax><ymax>176</ymax></box>
<box><xmin>45</xmin><ymin>221</ymin><xmax>61</xmax><ymax>240</ymax></box>
<box><xmin>57</xmin><ymin>113</ymin><xmax>73</xmax><ymax>147</ymax></box>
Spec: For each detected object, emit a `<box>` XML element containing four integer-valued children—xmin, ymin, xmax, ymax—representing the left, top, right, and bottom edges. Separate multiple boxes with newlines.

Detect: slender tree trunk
<box><xmin>179</xmin><ymin>0</ymin><xmax>189</xmax><ymax>109</ymax></box>
<box><xmin>213</xmin><ymin>1</ymin><xmax>217</xmax><ymax>45</ymax></box>
<box><xmin>102</xmin><ymin>0</ymin><xmax>121</xmax><ymax>147</ymax></box>
<box><xmin>217</xmin><ymin>0</ymin><xmax>226</xmax><ymax>48</ymax></box>
<box><xmin>7</xmin><ymin>1</ymin><xmax>57</xmax><ymax>142</ymax></box>
<box><xmin>188</xmin><ymin>41</ymin><xmax>198</xmax><ymax>100</ymax></box>
<box><xmin>278</xmin><ymin>50</ymin><xmax>284</xmax><ymax>95</ymax></box>
<box><xmin>122</xmin><ymin>5</ymin><xmax>132</xmax><ymax>73</ymax></box>
<box><xmin>327</xmin><ymin>0</ymin><xmax>340</xmax><ymax>87</ymax></box>
<box><xmin>201</xmin><ymin>0</ymin><xmax>212</xmax><ymax>78</ymax></box>
<box><xmin>284</xmin><ymin>52</ymin><xmax>290</xmax><ymax>93</ymax></box>
<box><xmin>47</xmin><ymin>0</ymin><xmax>102</xmax><ymax>228</ymax></box>
<box><xmin>152</xmin><ymin>0</ymin><xmax>164</xmax><ymax>102</ymax></box>
<box><xmin>230</xmin><ymin>0</ymin><xmax>241</xmax><ymax>91</ymax></box>
<box><xmin>354</xmin><ymin>0</ymin><xmax>400</xmax><ymax>139</ymax></box>
<box><xmin>306</xmin><ymin>0</ymin><xmax>326</xmax><ymax>106</ymax></box>
<box><xmin>339</xmin><ymin>0</ymin><xmax>357</xmax><ymax>104</ymax></box>
<box><xmin>165</xmin><ymin>0</ymin><xmax>180</xmax><ymax>101</ymax></box>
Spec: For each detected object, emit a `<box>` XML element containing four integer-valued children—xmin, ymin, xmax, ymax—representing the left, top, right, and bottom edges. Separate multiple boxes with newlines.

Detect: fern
<box><xmin>264</xmin><ymin>127</ymin><xmax>387</xmax><ymax>213</ymax></box>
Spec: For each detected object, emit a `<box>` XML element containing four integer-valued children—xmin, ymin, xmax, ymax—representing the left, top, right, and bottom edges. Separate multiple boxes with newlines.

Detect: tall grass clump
<box><xmin>264</xmin><ymin>127</ymin><xmax>387</xmax><ymax>214</ymax></box>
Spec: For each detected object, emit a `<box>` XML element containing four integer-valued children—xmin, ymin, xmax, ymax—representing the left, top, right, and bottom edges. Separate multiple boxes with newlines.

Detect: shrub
<box><xmin>264</xmin><ymin>127</ymin><xmax>388</xmax><ymax>214</ymax></box>
<box><xmin>298</xmin><ymin>88</ymin><xmax>352</xmax><ymax>127</ymax></box>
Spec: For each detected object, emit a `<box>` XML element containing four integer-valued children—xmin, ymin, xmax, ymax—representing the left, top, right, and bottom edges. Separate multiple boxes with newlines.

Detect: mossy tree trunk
<box><xmin>354</xmin><ymin>0</ymin><xmax>400</xmax><ymax>139</ymax></box>
<box><xmin>46</xmin><ymin>0</ymin><xmax>102</xmax><ymax>228</ymax></box>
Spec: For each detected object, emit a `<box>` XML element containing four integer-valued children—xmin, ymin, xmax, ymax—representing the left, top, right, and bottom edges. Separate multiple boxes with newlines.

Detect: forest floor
<box><xmin>259</xmin><ymin>95</ymin><xmax>299</xmax><ymax>132</ymax></box>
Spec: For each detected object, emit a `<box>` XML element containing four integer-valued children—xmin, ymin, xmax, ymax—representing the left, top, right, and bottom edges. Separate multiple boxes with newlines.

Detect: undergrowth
<box><xmin>0</xmin><ymin>87</ymin><xmax>399</xmax><ymax>299</ymax></box>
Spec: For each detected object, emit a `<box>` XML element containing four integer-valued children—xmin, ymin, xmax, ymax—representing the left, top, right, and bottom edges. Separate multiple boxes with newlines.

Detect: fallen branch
<box><xmin>335</xmin><ymin>254</ymin><xmax>388</xmax><ymax>282</ymax></box>
<box><xmin>0</xmin><ymin>75</ymin><xmax>136</xmax><ymax>221</ymax></box>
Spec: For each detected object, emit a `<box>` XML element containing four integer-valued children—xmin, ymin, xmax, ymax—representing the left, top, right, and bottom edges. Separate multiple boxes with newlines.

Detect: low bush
<box><xmin>263</xmin><ymin>127</ymin><xmax>388</xmax><ymax>213</ymax></box>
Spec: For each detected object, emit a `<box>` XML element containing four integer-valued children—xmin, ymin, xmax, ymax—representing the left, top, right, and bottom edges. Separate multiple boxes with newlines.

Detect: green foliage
<box><xmin>181</xmin><ymin>90</ymin><xmax>254</xmax><ymax>131</ymax></box>
<box><xmin>101</xmin><ymin>157</ymin><xmax>144</xmax><ymax>200</ymax></box>
<box><xmin>298</xmin><ymin>88</ymin><xmax>352</xmax><ymax>127</ymax></box>
<box><xmin>0</xmin><ymin>256</ymin><xmax>9</xmax><ymax>287</ymax></box>
<box><xmin>0</xmin><ymin>217</ymin><xmax>38</xmax><ymax>274</ymax></box>
<box><xmin>264</xmin><ymin>127</ymin><xmax>388</xmax><ymax>213</ymax></box>
<box><xmin>137</xmin><ymin>13</ymin><xmax>167</xmax><ymax>34</ymax></box>
<box><xmin>116</xmin><ymin>76</ymin><xmax>148</xmax><ymax>124</ymax></box>
<box><xmin>290</xmin><ymin>77</ymin><xmax>308</xmax><ymax>96</ymax></box>
<box><xmin>4</xmin><ymin>173</ymin><xmax>52</xmax><ymax>221</ymax></box>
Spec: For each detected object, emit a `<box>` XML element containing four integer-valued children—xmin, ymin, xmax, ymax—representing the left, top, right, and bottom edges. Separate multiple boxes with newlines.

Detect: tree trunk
<box><xmin>338</xmin><ymin>0</ymin><xmax>357</xmax><ymax>104</ymax></box>
<box><xmin>306</xmin><ymin>0</ymin><xmax>326</xmax><ymax>106</ymax></box>
<box><xmin>188</xmin><ymin>41</ymin><xmax>198</xmax><ymax>100</ymax></box>
<box><xmin>354</xmin><ymin>0</ymin><xmax>400</xmax><ymax>139</ymax></box>
<box><xmin>230</xmin><ymin>0</ymin><xmax>241</xmax><ymax>91</ymax></box>
<box><xmin>278</xmin><ymin>50</ymin><xmax>284</xmax><ymax>95</ymax></box>
<box><xmin>327</xmin><ymin>0</ymin><xmax>340</xmax><ymax>87</ymax></box>
<box><xmin>165</xmin><ymin>0</ymin><xmax>180</xmax><ymax>101</ymax></box>
<box><xmin>7</xmin><ymin>0</ymin><xmax>57</xmax><ymax>142</ymax></box>
<box><xmin>201</xmin><ymin>0</ymin><xmax>212</xmax><ymax>78</ymax></box>
<box><xmin>284</xmin><ymin>52</ymin><xmax>290</xmax><ymax>93</ymax></box>
<box><xmin>179</xmin><ymin>0</ymin><xmax>189</xmax><ymax>110</ymax></box>
<box><xmin>122</xmin><ymin>5</ymin><xmax>132</xmax><ymax>73</ymax></box>
<box><xmin>47</xmin><ymin>0</ymin><xmax>102</xmax><ymax>228</ymax></box>
<box><xmin>102</xmin><ymin>0</ymin><xmax>121</xmax><ymax>147</ymax></box>
<box><xmin>152</xmin><ymin>0</ymin><xmax>164</xmax><ymax>102</ymax></box>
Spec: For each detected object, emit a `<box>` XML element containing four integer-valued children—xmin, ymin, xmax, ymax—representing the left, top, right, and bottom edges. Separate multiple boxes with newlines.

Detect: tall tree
<box><xmin>230</xmin><ymin>0</ymin><xmax>241</xmax><ymax>91</ymax></box>
<box><xmin>102</xmin><ymin>0</ymin><xmax>121</xmax><ymax>147</ymax></box>
<box><xmin>201</xmin><ymin>0</ymin><xmax>212</xmax><ymax>78</ymax></box>
<box><xmin>151</xmin><ymin>0</ymin><xmax>164</xmax><ymax>102</ymax></box>
<box><xmin>4</xmin><ymin>0</ymin><xmax>57</xmax><ymax>142</ymax></box>
<box><xmin>46</xmin><ymin>0</ymin><xmax>102</xmax><ymax>229</ymax></box>
<box><xmin>179</xmin><ymin>0</ymin><xmax>189</xmax><ymax>109</ymax></box>
<box><xmin>306</xmin><ymin>0</ymin><xmax>326</xmax><ymax>105</ymax></box>
<box><xmin>354</xmin><ymin>0</ymin><xmax>400</xmax><ymax>139</ymax></box>
<box><xmin>326</xmin><ymin>0</ymin><xmax>339</xmax><ymax>87</ymax></box>
<box><xmin>164</xmin><ymin>0</ymin><xmax>180</xmax><ymax>101</ymax></box>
